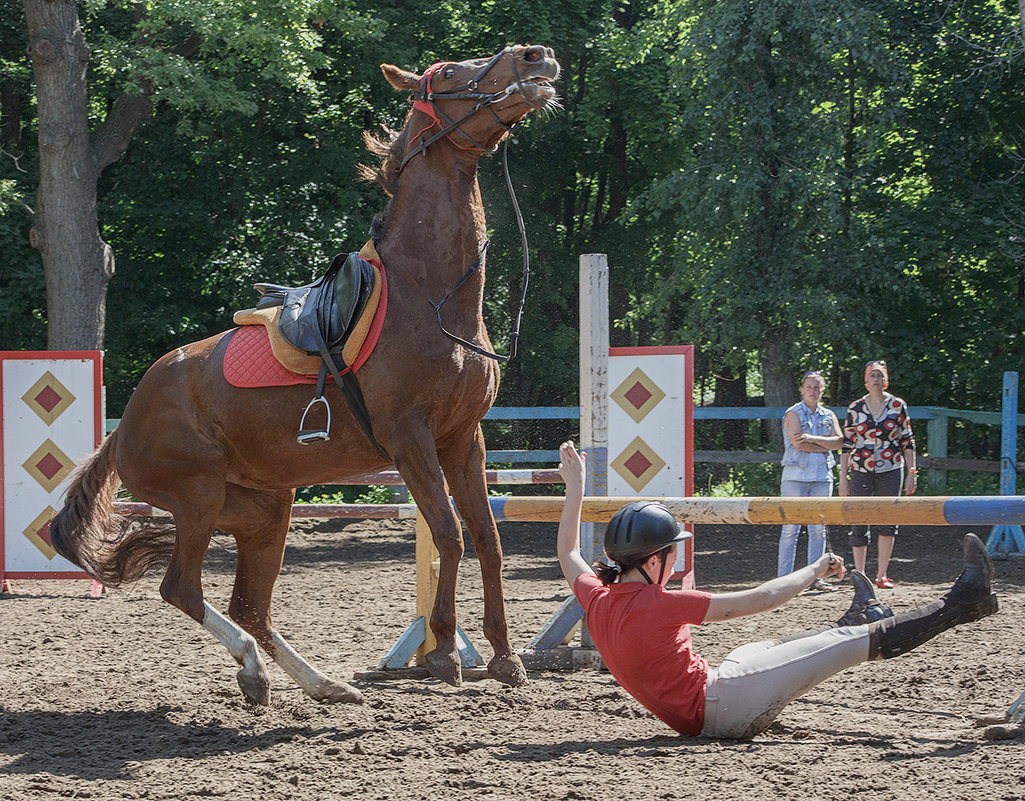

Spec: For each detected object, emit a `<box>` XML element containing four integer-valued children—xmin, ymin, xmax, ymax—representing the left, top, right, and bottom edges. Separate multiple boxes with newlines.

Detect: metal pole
<box><xmin>986</xmin><ymin>371</ymin><xmax>1025</xmax><ymax>555</ymax></box>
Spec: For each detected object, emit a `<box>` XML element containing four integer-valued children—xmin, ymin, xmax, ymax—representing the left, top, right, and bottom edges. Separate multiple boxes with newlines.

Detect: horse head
<box><xmin>381</xmin><ymin>45</ymin><xmax>560</xmax><ymax>167</ymax></box>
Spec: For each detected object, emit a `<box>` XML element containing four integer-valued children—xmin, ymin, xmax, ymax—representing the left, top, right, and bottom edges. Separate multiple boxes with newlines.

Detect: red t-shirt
<box><xmin>574</xmin><ymin>572</ymin><xmax>711</xmax><ymax>735</ymax></box>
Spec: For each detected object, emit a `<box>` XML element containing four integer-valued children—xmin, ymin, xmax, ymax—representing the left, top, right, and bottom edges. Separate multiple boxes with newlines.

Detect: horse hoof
<box><xmin>488</xmin><ymin>653</ymin><xmax>528</xmax><ymax>687</ymax></box>
<box><xmin>425</xmin><ymin>648</ymin><xmax>462</xmax><ymax>687</ymax></box>
<box><xmin>315</xmin><ymin>681</ymin><xmax>364</xmax><ymax>705</ymax></box>
<box><xmin>237</xmin><ymin>669</ymin><xmax>271</xmax><ymax>705</ymax></box>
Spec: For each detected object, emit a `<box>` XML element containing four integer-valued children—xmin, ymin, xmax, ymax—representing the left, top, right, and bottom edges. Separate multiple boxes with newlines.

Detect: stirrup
<box><xmin>298</xmin><ymin>395</ymin><xmax>331</xmax><ymax>444</ymax></box>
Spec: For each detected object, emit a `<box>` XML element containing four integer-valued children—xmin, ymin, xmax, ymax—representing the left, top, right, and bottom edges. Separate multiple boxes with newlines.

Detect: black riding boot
<box><xmin>868</xmin><ymin>533</ymin><xmax>998</xmax><ymax>660</ymax></box>
<box><xmin>776</xmin><ymin>569</ymin><xmax>895</xmax><ymax>646</ymax></box>
<box><xmin>835</xmin><ymin>570</ymin><xmax>892</xmax><ymax>627</ymax></box>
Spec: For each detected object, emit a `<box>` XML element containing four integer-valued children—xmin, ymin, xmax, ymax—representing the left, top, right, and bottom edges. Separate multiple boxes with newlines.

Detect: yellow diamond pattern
<box><xmin>610</xmin><ymin>436</ymin><xmax>666</xmax><ymax>493</ymax></box>
<box><xmin>610</xmin><ymin>367</ymin><xmax>666</xmax><ymax>424</ymax></box>
<box><xmin>22</xmin><ymin>506</ymin><xmax>58</xmax><ymax>560</ymax></box>
<box><xmin>21</xmin><ymin>371</ymin><xmax>75</xmax><ymax>426</ymax></box>
<box><xmin>22</xmin><ymin>439</ymin><xmax>76</xmax><ymax>494</ymax></box>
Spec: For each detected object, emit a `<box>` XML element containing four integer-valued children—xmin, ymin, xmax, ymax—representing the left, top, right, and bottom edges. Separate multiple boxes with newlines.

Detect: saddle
<box><xmin>238</xmin><ymin>248</ymin><xmax>389</xmax><ymax>458</ymax></box>
<box><xmin>255</xmin><ymin>252</ymin><xmax>375</xmax><ymax>357</ymax></box>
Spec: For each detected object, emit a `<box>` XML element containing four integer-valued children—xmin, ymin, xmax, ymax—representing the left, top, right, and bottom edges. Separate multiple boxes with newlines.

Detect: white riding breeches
<box><xmin>701</xmin><ymin>626</ymin><xmax>871</xmax><ymax>740</ymax></box>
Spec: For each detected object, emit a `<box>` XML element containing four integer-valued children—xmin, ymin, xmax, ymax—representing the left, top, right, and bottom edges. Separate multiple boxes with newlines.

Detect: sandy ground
<box><xmin>2</xmin><ymin>517</ymin><xmax>1024</xmax><ymax>800</ymax></box>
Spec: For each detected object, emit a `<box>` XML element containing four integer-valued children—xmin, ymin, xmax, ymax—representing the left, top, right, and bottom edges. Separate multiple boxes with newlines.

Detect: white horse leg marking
<box><xmin>201</xmin><ymin>601</ymin><xmax>271</xmax><ymax>703</ymax></box>
<box><xmin>268</xmin><ymin>631</ymin><xmax>364</xmax><ymax>704</ymax></box>
<box><xmin>201</xmin><ymin>601</ymin><xmax>263</xmax><ymax>669</ymax></box>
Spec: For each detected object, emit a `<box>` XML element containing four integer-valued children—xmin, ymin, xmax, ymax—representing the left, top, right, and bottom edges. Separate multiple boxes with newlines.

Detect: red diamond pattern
<box><xmin>22</xmin><ymin>371</ymin><xmax>75</xmax><ymax>425</ymax></box>
<box><xmin>623</xmin><ymin>382</ymin><xmax>653</xmax><ymax>410</ymax></box>
<box><xmin>35</xmin><ymin>520</ymin><xmax>53</xmax><ymax>548</ymax></box>
<box><xmin>623</xmin><ymin>450</ymin><xmax>653</xmax><ymax>479</ymax></box>
<box><xmin>23</xmin><ymin>439</ymin><xmax>76</xmax><ymax>493</ymax></box>
<box><xmin>22</xmin><ymin>506</ymin><xmax>59</xmax><ymax>560</ymax></box>
<box><xmin>610</xmin><ymin>367</ymin><xmax>666</xmax><ymax>424</ymax></box>
<box><xmin>35</xmin><ymin>452</ymin><xmax>64</xmax><ymax>481</ymax></box>
<box><xmin>34</xmin><ymin>384</ymin><xmax>64</xmax><ymax>413</ymax></box>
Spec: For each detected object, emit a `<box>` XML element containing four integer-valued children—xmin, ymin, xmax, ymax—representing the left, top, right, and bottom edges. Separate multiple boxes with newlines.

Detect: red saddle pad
<box><xmin>223</xmin><ymin>249</ymin><xmax>387</xmax><ymax>389</ymax></box>
<box><xmin>223</xmin><ymin>326</ymin><xmax>320</xmax><ymax>388</ymax></box>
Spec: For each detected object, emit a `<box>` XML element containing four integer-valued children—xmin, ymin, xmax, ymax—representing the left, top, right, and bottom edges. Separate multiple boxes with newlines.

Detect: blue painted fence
<box><xmin>480</xmin><ymin>406</ymin><xmax>1025</xmax><ymax>484</ymax></box>
<box><xmin>105</xmin><ymin>404</ymin><xmax>1023</xmax><ymax>482</ymax></box>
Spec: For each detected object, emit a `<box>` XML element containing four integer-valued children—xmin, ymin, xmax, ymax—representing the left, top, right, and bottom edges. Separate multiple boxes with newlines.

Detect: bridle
<box><xmin>399</xmin><ymin>47</ymin><xmax>524</xmax><ymax>171</ymax></box>
<box><xmin>399</xmin><ymin>47</ymin><xmax>535</xmax><ymax>363</ymax></box>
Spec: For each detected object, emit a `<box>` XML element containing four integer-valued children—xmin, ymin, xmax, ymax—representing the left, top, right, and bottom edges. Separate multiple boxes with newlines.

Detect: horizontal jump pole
<box><xmin>114</xmin><ymin>502</ymin><xmax>420</xmax><ymax>519</ymax></box>
<box><xmin>115</xmin><ymin>495</ymin><xmax>1025</xmax><ymax>525</ymax></box>
<box><xmin>489</xmin><ymin>496</ymin><xmax>1025</xmax><ymax>526</ymax></box>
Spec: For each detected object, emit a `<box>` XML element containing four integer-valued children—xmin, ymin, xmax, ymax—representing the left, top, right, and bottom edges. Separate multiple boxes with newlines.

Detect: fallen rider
<box><xmin>555</xmin><ymin>440</ymin><xmax>998</xmax><ymax>740</ymax></box>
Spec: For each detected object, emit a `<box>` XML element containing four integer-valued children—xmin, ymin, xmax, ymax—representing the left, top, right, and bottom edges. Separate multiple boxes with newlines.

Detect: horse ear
<box><xmin>380</xmin><ymin>64</ymin><xmax>420</xmax><ymax>93</ymax></box>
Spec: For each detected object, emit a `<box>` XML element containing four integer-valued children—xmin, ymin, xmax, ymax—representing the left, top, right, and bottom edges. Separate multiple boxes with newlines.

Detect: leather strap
<box><xmin>305</xmin><ymin>321</ymin><xmax>391</xmax><ymax>461</ymax></box>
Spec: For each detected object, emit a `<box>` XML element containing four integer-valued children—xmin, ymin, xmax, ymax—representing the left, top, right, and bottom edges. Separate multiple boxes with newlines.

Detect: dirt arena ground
<box><xmin>2</xmin><ymin>517</ymin><xmax>1024</xmax><ymax>800</ymax></box>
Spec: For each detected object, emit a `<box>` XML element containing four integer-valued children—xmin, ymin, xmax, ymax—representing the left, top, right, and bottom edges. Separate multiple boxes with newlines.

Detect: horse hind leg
<box><xmin>154</xmin><ymin>482</ymin><xmax>273</xmax><ymax>705</ymax></box>
<box><xmin>219</xmin><ymin>484</ymin><xmax>363</xmax><ymax>704</ymax></box>
<box><xmin>442</xmin><ymin>428</ymin><xmax>528</xmax><ymax>688</ymax></box>
<box><xmin>198</xmin><ymin>601</ymin><xmax>273</xmax><ymax>705</ymax></box>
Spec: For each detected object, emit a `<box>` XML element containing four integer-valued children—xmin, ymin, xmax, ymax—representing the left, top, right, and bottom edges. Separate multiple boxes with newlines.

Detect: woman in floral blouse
<box><xmin>838</xmin><ymin>361</ymin><xmax>917</xmax><ymax>589</ymax></box>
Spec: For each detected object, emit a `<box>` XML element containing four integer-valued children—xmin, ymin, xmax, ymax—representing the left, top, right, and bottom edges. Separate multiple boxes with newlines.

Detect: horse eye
<box><xmin>443</xmin><ymin>68</ymin><xmax>456</xmax><ymax>79</ymax></box>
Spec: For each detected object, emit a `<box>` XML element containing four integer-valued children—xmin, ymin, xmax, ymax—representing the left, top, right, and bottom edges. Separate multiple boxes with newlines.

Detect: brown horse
<box><xmin>50</xmin><ymin>44</ymin><xmax>560</xmax><ymax>706</ymax></box>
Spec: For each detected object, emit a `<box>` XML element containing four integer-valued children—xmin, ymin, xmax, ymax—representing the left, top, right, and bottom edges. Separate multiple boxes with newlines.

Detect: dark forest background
<box><xmin>2</xmin><ymin>1</ymin><xmax>1023</xmax><ymax>493</ymax></box>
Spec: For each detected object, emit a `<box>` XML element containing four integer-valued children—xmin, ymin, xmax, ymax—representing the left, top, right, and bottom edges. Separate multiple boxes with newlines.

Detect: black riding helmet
<box><xmin>604</xmin><ymin>501</ymin><xmax>690</xmax><ymax>564</ymax></box>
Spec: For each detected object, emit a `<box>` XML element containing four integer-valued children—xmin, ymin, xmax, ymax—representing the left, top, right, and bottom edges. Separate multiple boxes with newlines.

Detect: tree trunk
<box><xmin>24</xmin><ymin>0</ymin><xmax>165</xmax><ymax>350</ymax></box>
<box><xmin>714</xmin><ymin>366</ymin><xmax>748</xmax><ymax>452</ymax></box>
<box><xmin>761</xmin><ymin>325</ymin><xmax>792</xmax><ymax>449</ymax></box>
<box><xmin>24</xmin><ymin>0</ymin><xmax>113</xmax><ymax>350</ymax></box>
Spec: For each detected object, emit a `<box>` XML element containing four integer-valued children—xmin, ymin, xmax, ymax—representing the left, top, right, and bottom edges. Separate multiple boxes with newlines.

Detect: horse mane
<box><xmin>357</xmin><ymin>119</ymin><xmax>413</xmax><ymax>197</ymax></box>
<box><xmin>359</xmin><ymin>115</ymin><xmax>417</xmax><ymax>244</ymax></box>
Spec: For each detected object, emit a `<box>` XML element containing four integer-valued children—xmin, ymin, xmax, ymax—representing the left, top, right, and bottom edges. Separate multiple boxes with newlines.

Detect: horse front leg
<box><xmin>442</xmin><ymin>425</ymin><xmax>527</xmax><ymax>688</ymax></box>
<box><xmin>392</xmin><ymin>440</ymin><xmax>465</xmax><ymax>687</ymax></box>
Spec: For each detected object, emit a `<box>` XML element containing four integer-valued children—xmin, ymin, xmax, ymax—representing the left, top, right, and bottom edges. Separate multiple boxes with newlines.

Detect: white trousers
<box><xmin>701</xmin><ymin>626</ymin><xmax>871</xmax><ymax>740</ymax></box>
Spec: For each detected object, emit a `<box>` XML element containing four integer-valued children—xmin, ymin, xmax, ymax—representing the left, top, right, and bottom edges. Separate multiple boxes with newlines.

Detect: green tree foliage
<box><xmin>476</xmin><ymin>0</ymin><xmax>689</xmax><ymax>413</ymax></box>
<box><xmin>11</xmin><ymin>0</ymin><xmax>376</xmax><ymax>370</ymax></box>
<box><xmin>641</xmin><ymin>0</ymin><xmax>1024</xmax><ymax>418</ymax></box>
<box><xmin>98</xmin><ymin>7</ymin><xmax>389</xmax><ymax>406</ymax></box>
<box><xmin>862</xmin><ymin>0</ymin><xmax>1025</xmax><ymax>410</ymax></box>
<box><xmin>0</xmin><ymin>0</ymin><xmax>43</xmax><ymax>348</ymax></box>
<box><xmin>641</xmin><ymin>1</ymin><xmax>905</xmax><ymax>404</ymax></box>
<box><xmin>2</xmin><ymin>0</ymin><xmax>1022</xmax><ymax>438</ymax></box>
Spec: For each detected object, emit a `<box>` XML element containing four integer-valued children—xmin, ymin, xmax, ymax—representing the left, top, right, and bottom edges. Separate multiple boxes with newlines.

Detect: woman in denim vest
<box><xmin>778</xmin><ymin>371</ymin><xmax>843</xmax><ymax>589</ymax></box>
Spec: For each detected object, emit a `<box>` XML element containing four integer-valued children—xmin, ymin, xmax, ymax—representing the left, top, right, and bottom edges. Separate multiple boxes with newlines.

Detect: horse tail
<box><xmin>50</xmin><ymin>428</ymin><xmax>176</xmax><ymax>587</ymax></box>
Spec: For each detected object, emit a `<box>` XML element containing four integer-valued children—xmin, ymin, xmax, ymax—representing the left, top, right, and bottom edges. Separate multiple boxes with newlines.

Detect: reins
<box><xmin>398</xmin><ymin>49</ymin><xmax>532</xmax><ymax>363</ymax></box>
<box><xmin>429</xmin><ymin>136</ymin><xmax>530</xmax><ymax>363</ymax></box>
